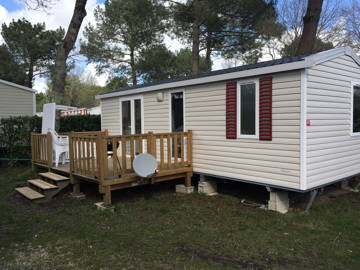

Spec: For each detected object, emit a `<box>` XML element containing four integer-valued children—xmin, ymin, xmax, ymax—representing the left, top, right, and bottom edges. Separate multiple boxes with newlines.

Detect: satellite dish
<box><xmin>133</xmin><ymin>153</ymin><xmax>157</xmax><ymax>178</ymax></box>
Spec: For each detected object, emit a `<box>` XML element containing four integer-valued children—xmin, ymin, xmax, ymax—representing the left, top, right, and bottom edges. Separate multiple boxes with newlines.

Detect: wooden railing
<box><xmin>31</xmin><ymin>133</ymin><xmax>52</xmax><ymax>168</ymax></box>
<box><xmin>32</xmin><ymin>130</ymin><xmax>193</xmax><ymax>183</ymax></box>
<box><xmin>69</xmin><ymin>131</ymin><xmax>193</xmax><ymax>181</ymax></box>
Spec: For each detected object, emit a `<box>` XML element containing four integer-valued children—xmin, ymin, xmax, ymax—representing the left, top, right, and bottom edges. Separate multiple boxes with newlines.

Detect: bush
<box><xmin>59</xmin><ymin>115</ymin><xmax>101</xmax><ymax>132</ymax></box>
<box><xmin>0</xmin><ymin>116</ymin><xmax>42</xmax><ymax>165</ymax></box>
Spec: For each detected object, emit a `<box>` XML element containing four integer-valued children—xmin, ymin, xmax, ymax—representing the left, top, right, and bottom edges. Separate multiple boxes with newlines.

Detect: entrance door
<box><xmin>121</xmin><ymin>98</ymin><xmax>142</xmax><ymax>135</ymax></box>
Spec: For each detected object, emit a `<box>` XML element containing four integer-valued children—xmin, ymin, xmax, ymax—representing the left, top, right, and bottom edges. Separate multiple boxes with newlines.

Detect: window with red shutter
<box><xmin>226</xmin><ymin>77</ymin><xmax>272</xmax><ymax>140</ymax></box>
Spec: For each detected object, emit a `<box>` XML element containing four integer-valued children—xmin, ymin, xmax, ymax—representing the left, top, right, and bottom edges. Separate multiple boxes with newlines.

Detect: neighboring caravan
<box><xmin>97</xmin><ymin>47</ymin><xmax>360</xmax><ymax>198</ymax></box>
<box><xmin>0</xmin><ymin>79</ymin><xmax>36</xmax><ymax>119</ymax></box>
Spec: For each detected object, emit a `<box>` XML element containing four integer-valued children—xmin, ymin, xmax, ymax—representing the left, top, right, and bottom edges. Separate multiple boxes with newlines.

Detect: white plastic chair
<box><xmin>50</xmin><ymin>130</ymin><xmax>69</xmax><ymax>167</ymax></box>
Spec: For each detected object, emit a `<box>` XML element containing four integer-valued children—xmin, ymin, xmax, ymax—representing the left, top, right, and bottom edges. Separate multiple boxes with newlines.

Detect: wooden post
<box><xmin>187</xmin><ymin>130</ymin><xmax>192</xmax><ymax>167</ymax></box>
<box><xmin>46</xmin><ymin>132</ymin><xmax>53</xmax><ymax>170</ymax></box>
<box><xmin>147</xmin><ymin>132</ymin><xmax>153</xmax><ymax>154</ymax></box>
<box><xmin>185</xmin><ymin>172</ymin><xmax>192</xmax><ymax>187</ymax></box>
<box><xmin>31</xmin><ymin>133</ymin><xmax>34</xmax><ymax>171</ymax></box>
<box><xmin>103</xmin><ymin>186</ymin><xmax>112</xmax><ymax>205</ymax></box>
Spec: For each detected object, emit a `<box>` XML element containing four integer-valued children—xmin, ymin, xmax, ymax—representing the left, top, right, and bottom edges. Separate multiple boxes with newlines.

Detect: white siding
<box><xmin>0</xmin><ymin>82</ymin><xmax>34</xmax><ymax>118</ymax></box>
<box><xmin>101</xmin><ymin>98</ymin><xmax>120</xmax><ymax>134</ymax></box>
<box><xmin>306</xmin><ymin>55</ymin><xmax>360</xmax><ymax>188</ymax></box>
<box><xmin>100</xmin><ymin>71</ymin><xmax>301</xmax><ymax>189</ymax></box>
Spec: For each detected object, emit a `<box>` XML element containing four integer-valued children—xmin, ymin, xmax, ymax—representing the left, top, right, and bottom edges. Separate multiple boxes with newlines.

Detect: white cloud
<box><xmin>33</xmin><ymin>77</ymin><xmax>48</xmax><ymax>93</ymax></box>
<box><xmin>81</xmin><ymin>63</ymin><xmax>108</xmax><ymax>86</ymax></box>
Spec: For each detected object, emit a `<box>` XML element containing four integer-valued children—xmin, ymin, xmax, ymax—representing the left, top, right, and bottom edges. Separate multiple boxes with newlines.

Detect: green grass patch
<box><xmin>1</xmin><ymin>167</ymin><xmax>360</xmax><ymax>269</ymax></box>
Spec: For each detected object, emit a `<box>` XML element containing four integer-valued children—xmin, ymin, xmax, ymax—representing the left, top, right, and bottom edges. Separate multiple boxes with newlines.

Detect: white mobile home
<box><xmin>0</xmin><ymin>79</ymin><xmax>36</xmax><ymax>119</ymax></box>
<box><xmin>97</xmin><ymin>47</ymin><xmax>360</xmax><ymax>197</ymax></box>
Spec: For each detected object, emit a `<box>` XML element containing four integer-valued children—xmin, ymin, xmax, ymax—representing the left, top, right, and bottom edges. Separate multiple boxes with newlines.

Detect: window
<box><xmin>237</xmin><ymin>81</ymin><xmax>259</xmax><ymax>138</ymax></box>
<box><xmin>352</xmin><ymin>82</ymin><xmax>360</xmax><ymax>135</ymax></box>
<box><xmin>170</xmin><ymin>91</ymin><xmax>184</xmax><ymax>132</ymax></box>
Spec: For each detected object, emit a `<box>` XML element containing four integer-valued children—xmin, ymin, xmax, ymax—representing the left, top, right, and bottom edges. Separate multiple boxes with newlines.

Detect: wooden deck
<box><xmin>31</xmin><ymin>131</ymin><xmax>193</xmax><ymax>204</ymax></box>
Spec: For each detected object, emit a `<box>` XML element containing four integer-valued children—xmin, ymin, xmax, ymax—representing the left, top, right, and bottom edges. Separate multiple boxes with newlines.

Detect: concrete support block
<box><xmin>69</xmin><ymin>192</ymin><xmax>86</xmax><ymax>200</ymax></box>
<box><xmin>176</xmin><ymin>184</ymin><xmax>194</xmax><ymax>194</ymax></box>
<box><xmin>198</xmin><ymin>179</ymin><xmax>218</xmax><ymax>196</ymax></box>
<box><xmin>94</xmin><ymin>202</ymin><xmax>115</xmax><ymax>213</ymax></box>
<box><xmin>268</xmin><ymin>190</ymin><xmax>289</xmax><ymax>214</ymax></box>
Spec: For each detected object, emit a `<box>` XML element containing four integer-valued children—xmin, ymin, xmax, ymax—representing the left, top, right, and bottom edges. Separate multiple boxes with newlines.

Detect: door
<box><xmin>121</xmin><ymin>98</ymin><xmax>142</xmax><ymax>135</ymax></box>
<box><xmin>121</xmin><ymin>97</ymin><xmax>142</xmax><ymax>154</ymax></box>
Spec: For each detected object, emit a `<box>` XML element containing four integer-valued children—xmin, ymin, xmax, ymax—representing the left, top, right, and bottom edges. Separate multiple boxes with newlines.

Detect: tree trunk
<box><xmin>130</xmin><ymin>48</ymin><xmax>137</xmax><ymax>85</ymax></box>
<box><xmin>296</xmin><ymin>0</ymin><xmax>323</xmax><ymax>55</ymax></box>
<box><xmin>52</xmin><ymin>0</ymin><xmax>87</xmax><ymax>99</ymax></box>
<box><xmin>26</xmin><ymin>61</ymin><xmax>33</xmax><ymax>88</ymax></box>
<box><xmin>191</xmin><ymin>19</ymin><xmax>200</xmax><ymax>74</ymax></box>
<box><xmin>205</xmin><ymin>31</ymin><xmax>212</xmax><ymax>72</ymax></box>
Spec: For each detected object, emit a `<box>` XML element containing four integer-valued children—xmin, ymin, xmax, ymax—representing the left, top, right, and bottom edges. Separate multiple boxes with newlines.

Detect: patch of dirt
<box><xmin>175</xmin><ymin>243</ymin><xmax>294</xmax><ymax>270</ymax></box>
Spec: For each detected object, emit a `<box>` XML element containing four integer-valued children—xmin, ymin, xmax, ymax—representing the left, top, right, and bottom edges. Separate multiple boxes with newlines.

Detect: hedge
<box><xmin>0</xmin><ymin>114</ymin><xmax>101</xmax><ymax>166</ymax></box>
<box><xmin>0</xmin><ymin>116</ymin><xmax>42</xmax><ymax>165</ymax></box>
<box><xmin>59</xmin><ymin>115</ymin><xmax>101</xmax><ymax>132</ymax></box>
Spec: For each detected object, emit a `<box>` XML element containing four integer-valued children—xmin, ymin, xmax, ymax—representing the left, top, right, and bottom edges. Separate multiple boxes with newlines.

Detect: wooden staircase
<box><xmin>15</xmin><ymin>172</ymin><xmax>70</xmax><ymax>203</ymax></box>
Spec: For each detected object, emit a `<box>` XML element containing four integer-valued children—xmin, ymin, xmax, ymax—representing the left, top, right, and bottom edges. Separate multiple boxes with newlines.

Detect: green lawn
<box><xmin>1</xmin><ymin>167</ymin><xmax>360</xmax><ymax>270</ymax></box>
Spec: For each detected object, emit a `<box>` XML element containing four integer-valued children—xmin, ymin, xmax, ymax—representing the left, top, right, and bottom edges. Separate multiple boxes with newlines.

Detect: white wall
<box><xmin>102</xmin><ymin>71</ymin><xmax>302</xmax><ymax>189</ymax></box>
<box><xmin>306</xmin><ymin>55</ymin><xmax>360</xmax><ymax>188</ymax></box>
<box><xmin>0</xmin><ymin>82</ymin><xmax>35</xmax><ymax>118</ymax></box>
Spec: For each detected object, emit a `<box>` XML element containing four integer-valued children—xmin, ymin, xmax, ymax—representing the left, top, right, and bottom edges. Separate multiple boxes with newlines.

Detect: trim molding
<box><xmin>300</xmin><ymin>69</ymin><xmax>308</xmax><ymax>190</ymax></box>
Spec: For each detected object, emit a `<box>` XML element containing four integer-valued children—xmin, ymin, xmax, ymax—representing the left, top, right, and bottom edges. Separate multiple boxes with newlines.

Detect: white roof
<box><xmin>0</xmin><ymin>79</ymin><xmax>36</xmax><ymax>93</ymax></box>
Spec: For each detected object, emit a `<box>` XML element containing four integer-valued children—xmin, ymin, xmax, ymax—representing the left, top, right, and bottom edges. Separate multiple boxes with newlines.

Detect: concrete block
<box><xmin>198</xmin><ymin>180</ymin><xmax>218</xmax><ymax>196</ymax></box>
<box><xmin>94</xmin><ymin>202</ymin><xmax>115</xmax><ymax>213</ymax></box>
<box><xmin>268</xmin><ymin>190</ymin><xmax>289</xmax><ymax>214</ymax></box>
<box><xmin>69</xmin><ymin>192</ymin><xmax>86</xmax><ymax>200</ymax></box>
<box><xmin>176</xmin><ymin>184</ymin><xmax>194</xmax><ymax>194</ymax></box>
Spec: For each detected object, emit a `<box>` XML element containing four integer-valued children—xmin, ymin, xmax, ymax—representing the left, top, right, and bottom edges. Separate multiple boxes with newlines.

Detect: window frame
<box><xmin>237</xmin><ymin>79</ymin><xmax>259</xmax><ymax>139</ymax></box>
<box><xmin>351</xmin><ymin>81</ymin><xmax>360</xmax><ymax>136</ymax></box>
<box><xmin>119</xmin><ymin>95</ymin><xmax>144</xmax><ymax>135</ymax></box>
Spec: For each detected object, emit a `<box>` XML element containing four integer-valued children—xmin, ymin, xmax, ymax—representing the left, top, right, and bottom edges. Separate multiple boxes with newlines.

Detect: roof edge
<box><xmin>305</xmin><ymin>46</ymin><xmax>360</xmax><ymax>67</ymax></box>
<box><xmin>0</xmin><ymin>79</ymin><xmax>36</xmax><ymax>93</ymax></box>
<box><xmin>97</xmin><ymin>60</ymin><xmax>306</xmax><ymax>99</ymax></box>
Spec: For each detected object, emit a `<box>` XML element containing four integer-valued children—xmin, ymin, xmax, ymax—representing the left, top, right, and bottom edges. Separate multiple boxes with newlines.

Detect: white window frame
<box><xmin>350</xmin><ymin>81</ymin><xmax>360</xmax><ymax>136</ymax></box>
<box><xmin>237</xmin><ymin>79</ymin><xmax>259</xmax><ymax>139</ymax></box>
<box><xmin>168</xmin><ymin>89</ymin><xmax>186</xmax><ymax>132</ymax></box>
<box><xmin>119</xmin><ymin>95</ymin><xmax>144</xmax><ymax>135</ymax></box>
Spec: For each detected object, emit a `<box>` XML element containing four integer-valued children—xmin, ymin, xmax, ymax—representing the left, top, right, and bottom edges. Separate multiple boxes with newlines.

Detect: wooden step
<box><xmin>15</xmin><ymin>187</ymin><xmax>45</xmax><ymax>200</ymax></box>
<box><xmin>28</xmin><ymin>179</ymin><xmax>57</xmax><ymax>190</ymax></box>
<box><xmin>39</xmin><ymin>172</ymin><xmax>69</xmax><ymax>182</ymax></box>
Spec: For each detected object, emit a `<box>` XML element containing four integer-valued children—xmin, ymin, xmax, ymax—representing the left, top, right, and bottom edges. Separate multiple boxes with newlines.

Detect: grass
<box><xmin>1</xmin><ymin>167</ymin><xmax>360</xmax><ymax>270</ymax></box>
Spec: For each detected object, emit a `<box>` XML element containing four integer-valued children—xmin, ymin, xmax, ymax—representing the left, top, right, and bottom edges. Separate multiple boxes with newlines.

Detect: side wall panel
<box><xmin>306</xmin><ymin>55</ymin><xmax>360</xmax><ymax>188</ymax></box>
<box><xmin>101</xmin><ymin>98</ymin><xmax>120</xmax><ymax>134</ymax></box>
<box><xmin>0</xmin><ymin>83</ymin><xmax>34</xmax><ymax>118</ymax></box>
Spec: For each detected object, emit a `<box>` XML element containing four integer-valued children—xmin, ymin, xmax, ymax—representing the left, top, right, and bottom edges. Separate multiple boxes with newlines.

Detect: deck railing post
<box><xmin>31</xmin><ymin>133</ymin><xmax>34</xmax><ymax>170</ymax></box>
<box><xmin>69</xmin><ymin>132</ymin><xmax>74</xmax><ymax>184</ymax></box>
<box><xmin>187</xmin><ymin>130</ymin><xmax>192</xmax><ymax>167</ymax></box>
<box><xmin>147</xmin><ymin>132</ymin><xmax>153</xmax><ymax>155</ymax></box>
<box><xmin>46</xmin><ymin>132</ymin><xmax>52</xmax><ymax>170</ymax></box>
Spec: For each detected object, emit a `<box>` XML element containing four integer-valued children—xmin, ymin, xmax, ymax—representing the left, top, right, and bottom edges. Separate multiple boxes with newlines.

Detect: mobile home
<box><xmin>97</xmin><ymin>47</ymin><xmax>360</xmax><ymax>209</ymax></box>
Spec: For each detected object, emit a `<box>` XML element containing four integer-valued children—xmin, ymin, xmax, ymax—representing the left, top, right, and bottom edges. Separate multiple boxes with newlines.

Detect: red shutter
<box><xmin>226</xmin><ymin>81</ymin><xmax>237</xmax><ymax>139</ymax></box>
<box><xmin>259</xmin><ymin>77</ymin><xmax>272</xmax><ymax>141</ymax></box>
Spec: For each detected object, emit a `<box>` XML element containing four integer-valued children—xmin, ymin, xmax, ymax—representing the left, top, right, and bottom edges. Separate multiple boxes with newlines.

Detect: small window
<box><xmin>237</xmin><ymin>81</ymin><xmax>259</xmax><ymax>138</ymax></box>
<box><xmin>352</xmin><ymin>83</ymin><xmax>360</xmax><ymax>135</ymax></box>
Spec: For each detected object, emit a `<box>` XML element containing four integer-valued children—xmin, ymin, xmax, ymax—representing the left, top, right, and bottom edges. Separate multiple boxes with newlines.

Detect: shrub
<box><xmin>0</xmin><ymin>116</ymin><xmax>42</xmax><ymax>165</ymax></box>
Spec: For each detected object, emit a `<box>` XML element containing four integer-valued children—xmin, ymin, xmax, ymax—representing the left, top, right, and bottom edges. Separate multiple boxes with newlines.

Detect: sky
<box><xmin>0</xmin><ymin>0</ymin><xmax>195</xmax><ymax>93</ymax></box>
